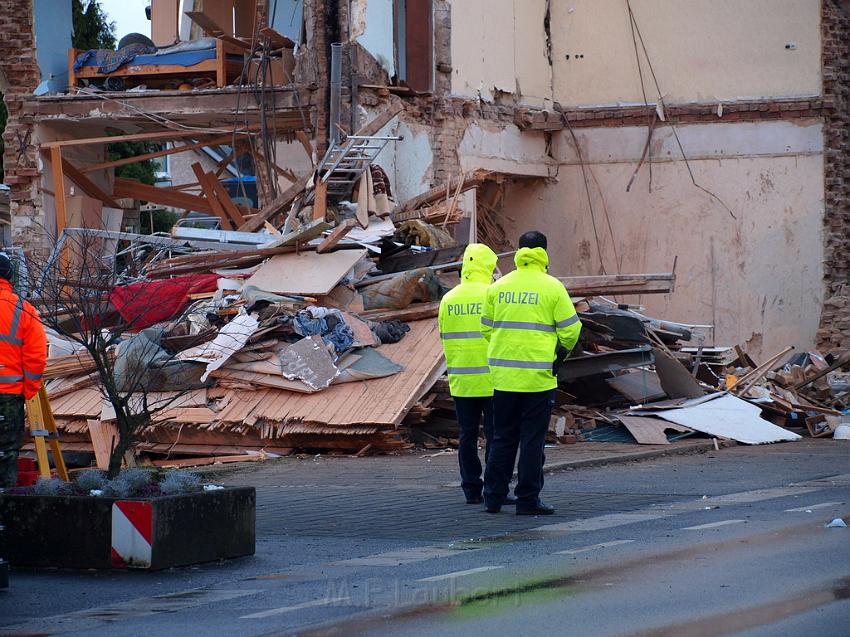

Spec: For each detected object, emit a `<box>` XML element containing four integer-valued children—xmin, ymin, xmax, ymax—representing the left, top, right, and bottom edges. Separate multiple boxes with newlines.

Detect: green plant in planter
<box><xmin>23</xmin><ymin>469</ymin><xmax>204</xmax><ymax>498</ymax></box>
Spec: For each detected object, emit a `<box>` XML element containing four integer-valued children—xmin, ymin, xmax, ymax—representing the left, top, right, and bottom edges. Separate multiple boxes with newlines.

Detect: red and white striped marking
<box><xmin>111</xmin><ymin>501</ymin><xmax>153</xmax><ymax>568</ymax></box>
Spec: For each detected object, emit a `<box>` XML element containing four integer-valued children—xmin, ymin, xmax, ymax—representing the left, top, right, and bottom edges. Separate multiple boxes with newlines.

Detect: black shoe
<box><xmin>516</xmin><ymin>501</ymin><xmax>555</xmax><ymax>516</ymax></box>
<box><xmin>502</xmin><ymin>495</ymin><xmax>517</xmax><ymax>506</ymax></box>
<box><xmin>466</xmin><ymin>494</ymin><xmax>484</xmax><ymax>504</ymax></box>
<box><xmin>484</xmin><ymin>501</ymin><xmax>502</xmax><ymax>514</ymax></box>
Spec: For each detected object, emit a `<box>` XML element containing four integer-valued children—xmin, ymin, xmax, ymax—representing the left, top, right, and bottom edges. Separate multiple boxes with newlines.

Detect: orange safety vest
<box><xmin>0</xmin><ymin>279</ymin><xmax>47</xmax><ymax>400</ymax></box>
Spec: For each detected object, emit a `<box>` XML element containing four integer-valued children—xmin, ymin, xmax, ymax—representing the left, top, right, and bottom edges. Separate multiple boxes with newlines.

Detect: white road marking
<box><xmin>556</xmin><ymin>540</ymin><xmax>635</xmax><ymax>555</ymax></box>
<box><xmin>682</xmin><ymin>519</ymin><xmax>747</xmax><ymax>530</ymax></box>
<box><xmin>330</xmin><ymin>545</ymin><xmax>485</xmax><ymax>567</ymax></box>
<box><xmin>784</xmin><ymin>502</ymin><xmax>842</xmax><ymax>512</ymax></box>
<box><xmin>417</xmin><ymin>566</ymin><xmax>504</xmax><ymax>582</ymax></box>
<box><xmin>241</xmin><ymin>597</ymin><xmax>352</xmax><ymax>619</ymax></box>
<box><xmin>532</xmin><ymin>511</ymin><xmax>674</xmax><ymax>533</ymax></box>
<box><xmin>668</xmin><ymin>487</ymin><xmax>821</xmax><ymax>511</ymax></box>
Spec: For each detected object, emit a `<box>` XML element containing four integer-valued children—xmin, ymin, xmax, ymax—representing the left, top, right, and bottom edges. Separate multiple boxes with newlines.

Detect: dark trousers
<box><xmin>484</xmin><ymin>389</ymin><xmax>554</xmax><ymax>507</ymax></box>
<box><xmin>454</xmin><ymin>396</ymin><xmax>494</xmax><ymax>498</ymax></box>
<box><xmin>0</xmin><ymin>394</ymin><xmax>25</xmax><ymax>489</ymax></box>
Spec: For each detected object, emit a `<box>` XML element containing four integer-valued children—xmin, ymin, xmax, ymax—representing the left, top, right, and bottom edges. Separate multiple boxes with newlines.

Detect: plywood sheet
<box><xmin>637</xmin><ymin>393</ymin><xmax>802</xmax><ymax>445</ymax></box>
<box><xmin>87</xmin><ymin>419</ymin><xmax>118</xmax><ymax>469</ymax></box>
<box><xmin>50</xmin><ymin>387</ymin><xmax>102</xmax><ymax>418</ymax></box>
<box><xmin>653</xmin><ymin>347</ymin><xmax>704</xmax><ymax>399</ymax></box>
<box><xmin>617</xmin><ymin>415</ymin><xmax>690</xmax><ymax>445</ymax></box>
<box><xmin>245</xmin><ymin>249</ymin><xmax>368</xmax><ymax>296</ymax></box>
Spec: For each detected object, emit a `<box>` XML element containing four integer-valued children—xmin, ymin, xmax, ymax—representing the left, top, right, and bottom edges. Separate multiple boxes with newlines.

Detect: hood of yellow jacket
<box><xmin>514</xmin><ymin>246</ymin><xmax>549</xmax><ymax>273</ymax></box>
<box><xmin>460</xmin><ymin>243</ymin><xmax>497</xmax><ymax>284</ymax></box>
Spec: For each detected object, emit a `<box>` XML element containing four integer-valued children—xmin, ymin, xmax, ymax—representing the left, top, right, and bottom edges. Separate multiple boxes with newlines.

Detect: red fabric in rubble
<box><xmin>110</xmin><ymin>274</ymin><xmax>219</xmax><ymax>330</ymax></box>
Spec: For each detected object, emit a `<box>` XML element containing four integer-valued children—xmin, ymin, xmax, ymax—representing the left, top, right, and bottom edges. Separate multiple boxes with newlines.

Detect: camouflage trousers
<box><xmin>0</xmin><ymin>394</ymin><xmax>25</xmax><ymax>489</ymax></box>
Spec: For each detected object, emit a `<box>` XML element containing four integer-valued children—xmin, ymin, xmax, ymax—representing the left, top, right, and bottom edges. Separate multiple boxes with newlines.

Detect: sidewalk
<box><xmin>214</xmin><ymin>439</ymin><xmax>723</xmax><ymax>490</ymax></box>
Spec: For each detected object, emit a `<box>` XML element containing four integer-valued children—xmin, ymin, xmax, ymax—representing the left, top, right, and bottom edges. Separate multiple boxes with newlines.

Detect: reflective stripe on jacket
<box><xmin>0</xmin><ymin>279</ymin><xmax>47</xmax><ymax>400</ymax></box>
<box><xmin>481</xmin><ymin>247</ymin><xmax>582</xmax><ymax>392</ymax></box>
<box><xmin>438</xmin><ymin>244</ymin><xmax>497</xmax><ymax>397</ymax></box>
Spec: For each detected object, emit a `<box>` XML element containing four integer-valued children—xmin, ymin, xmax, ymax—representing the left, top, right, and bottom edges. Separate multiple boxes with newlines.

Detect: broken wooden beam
<box><xmin>359</xmin><ymin>301</ymin><xmax>440</xmax><ymax>322</ymax></box>
<box><xmin>317</xmin><ymin>219</ymin><xmax>356</xmax><ymax>253</ymax></box>
<box><xmin>60</xmin><ymin>159</ymin><xmax>122</xmax><ymax>209</ymax></box>
<box><xmin>353</xmin><ymin>104</ymin><xmax>403</xmax><ymax>138</ymax></box>
<box><xmin>114</xmin><ymin>178</ymin><xmax>214</xmax><ymax>215</ymax></box>
<box><xmin>238</xmin><ymin>173</ymin><xmax>311</xmax><ymax>232</ymax></box>
<box><xmin>559</xmin><ymin>273</ymin><xmax>676</xmax><ymax>297</ymax></box>
<box><xmin>398</xmin><ymin>169</ymin><xmax>496</xmax><ymax>213</ymax></box>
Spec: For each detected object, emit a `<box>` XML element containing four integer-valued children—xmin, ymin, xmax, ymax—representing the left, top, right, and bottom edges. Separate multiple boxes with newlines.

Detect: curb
<box><xmin>542</xmin><ymin>439</ymin><xmax>733</xmax><ymax>474</ymax></box>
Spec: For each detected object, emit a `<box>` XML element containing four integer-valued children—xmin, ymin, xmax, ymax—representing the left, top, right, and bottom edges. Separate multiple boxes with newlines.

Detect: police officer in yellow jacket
<box><xmin>482</xmin><ymin>231</ymin><xmax>582</xmax><ymax>515</ymax></box>
<box><xmin>439</xmin><ymin>243</ymin><xmax>512</xmax><ymax>505</ymax></box>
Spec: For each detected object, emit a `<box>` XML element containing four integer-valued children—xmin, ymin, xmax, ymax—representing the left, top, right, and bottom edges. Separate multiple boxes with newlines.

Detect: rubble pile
<box><xmin>412</xmin><ymin>291</ymin><xmax>850</xmax><ymax>449</ymax></box>
<box><xmin>37</xmin><ymin>164</ymin><xmax>472</xmax><ymax>465</ymax></box>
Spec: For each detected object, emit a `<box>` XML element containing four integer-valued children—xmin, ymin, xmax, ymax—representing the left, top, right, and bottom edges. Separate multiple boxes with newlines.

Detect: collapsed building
<box><xmin>0</xmin><ymin>1</ymin><xmax>849</xmax><ymax>461</ymax></box>
<box><xmin>1</xmin><ymin>1</ymin><xmax>849</xmax><ymax>358</ymax></box>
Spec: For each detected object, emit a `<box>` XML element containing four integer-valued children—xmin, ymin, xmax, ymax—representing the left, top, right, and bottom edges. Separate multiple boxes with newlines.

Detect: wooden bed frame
<box><xmin>68</xmin><ymin>39</ymin><xmax>245</xmax><ymax>89</ymax></box>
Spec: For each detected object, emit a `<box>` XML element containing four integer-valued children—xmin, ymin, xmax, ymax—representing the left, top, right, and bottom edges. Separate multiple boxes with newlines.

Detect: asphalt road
<box><xmin>2</xmin><ymin>440</ymin><xmax>849</xmax><ymax>636</ymax></box>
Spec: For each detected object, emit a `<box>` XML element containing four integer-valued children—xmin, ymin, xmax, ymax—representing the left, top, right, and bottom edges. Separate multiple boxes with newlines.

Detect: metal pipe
<box><xmin>329</xmin><ymin>43</ymin><xmax>343</xmax><ymax>144</ymax></box>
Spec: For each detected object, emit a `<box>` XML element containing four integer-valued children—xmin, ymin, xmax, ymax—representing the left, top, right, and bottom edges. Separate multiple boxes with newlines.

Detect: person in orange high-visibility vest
<box><xmin>0</xmin><ymin>253</ymin><xmax>47</xmax><ymax>488</ymax></box>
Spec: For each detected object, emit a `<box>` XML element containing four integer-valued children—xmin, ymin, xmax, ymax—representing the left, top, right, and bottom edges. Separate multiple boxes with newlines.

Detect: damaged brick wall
<box><xmin>0</xmin><ymin>0</ymin><xmax>41</xmax><ymax>251</ymax></box>
<box><xmin>818</xmin><ymin>0</ymin><xmax>850</xmax><ymax>353</ymax></box>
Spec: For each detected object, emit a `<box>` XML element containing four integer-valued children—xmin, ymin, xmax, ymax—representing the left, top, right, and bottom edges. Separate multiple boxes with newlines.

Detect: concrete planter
<box><xmin>0</xmin><ymin>487</ymin><xmax>255</xmax><ymax>570</ymax></box>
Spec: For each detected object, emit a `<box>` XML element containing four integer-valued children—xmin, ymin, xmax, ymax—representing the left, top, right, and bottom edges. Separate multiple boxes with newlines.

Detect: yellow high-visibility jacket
<box><xmin>481</xmin><ymin>247</ymin><xmax>581</xmax><ymax>392</ymax></box>
<box><xmin>438</xmin><ymin>243</ymin><xmax>497</xmax><ymax>397</ymax></box>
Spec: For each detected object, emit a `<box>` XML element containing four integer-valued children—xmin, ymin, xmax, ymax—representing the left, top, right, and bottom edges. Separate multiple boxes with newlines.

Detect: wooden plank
<box><xmin>61</xmin><ymin>159</ymin><xmax>121</xmax><ymax>209</ymax></box>
<box><xmin>245</xmin><ymin>249</ymin><xmax>368</xmax><ymax>296</ymax></box>
<box><xmin>258</xmin><ymin>26</ymin><xmax>296</xmax><ymax>49</ymax></box>
<box><xmin>207</xmin><ymin>178</ymin><xmax>245</xmax><ymax>228</ymax></box>
<box><xmin>312</xmin><ymin>177</ymin><xmax>327</xmax><ymax>221</ymax></box>
<box><xmin>354</xmin><ymin>104</ymin><xmax>403</xmax><ymax>138</ymax></box>
<box><xmin>151</xmin><ymin>455</ymin><xmax>265</xmax><ymax>468</ymax></box>
<box><xmin>560</xmin><ymin>273</ymin><xmax>676</xmax><ymax>297</ymax></box>
<box><xmin>81</xmin><ymin>130</ymin><xmax>258</xmax><ymax>174</ymax></box>
<box><xmin>217</xmin><ymin>34</ymin><xmax>252</xmax><ymax>50</ymax></box>
<box><xmin>185</xmin><ymin>10</ymin><xmax>227</xmax><ymax>35</ymax></box>
<box><xmin>398</xmin><ymin>169</ymin><xmax>494</xmax><ymax>213</ymax></box>
<box><xmin>317</xmin><ymin>219</ymin><xmax>356</xmax><ymax>253</ymax></box>
<box><xmin>151</xmin><ymin>0</ymin><xmax>180</xmax><ymax>46</ymax></box>
<box><xmin>49</xmin><ymin>147</ymin><xmax>68</xmax><ymax>239</ymax></box>
<box><xmin>114</xmin><ymin>177</ymin><xmax>213</xmax><ymax>214</ymax></box>
<box><xmin>143</xmin><ymin>244</ymin><xmax>307</xmax><ymax>279</ymax></box>
<box><xmin>359</xmin><ymin>301</ymin><xmax>440</xmax><ymax>322</ymax></box>
<box><xmin>238</xmin><ymin>172</ymin><xmax>311</xmax><ymax>232</ymax></box>
<box><xmin>42</xmin><ymin>128</ymin><xmax>234</xmax><ymax>149</ymax></box>
<box><xmin>87</xmin><ymin>419</ymin><xmax>118</xmax><ymax>469</ymax></box>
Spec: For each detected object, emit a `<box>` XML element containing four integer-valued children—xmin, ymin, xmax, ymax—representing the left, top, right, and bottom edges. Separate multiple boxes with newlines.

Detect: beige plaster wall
<box><xmin>552</xmin><ymin>0</ymin><xmax>821</xmax><ymax>106</ymax></box>
<box><xmin>448</xmin><ymin>0</ymin><xmax>551</xmax><ymax>105</ymax></box>
<box><xmin>482</xmin><ymin>119</ymin><xmax>825</xmax><ymax>359</ymax></box>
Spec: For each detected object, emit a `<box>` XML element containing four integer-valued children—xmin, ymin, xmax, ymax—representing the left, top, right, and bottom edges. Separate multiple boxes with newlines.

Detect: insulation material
<box><xmin>179</xmin><ymin>310</ymin><xmax>260</xmax><ymax>381</ymax></box>
<box><xmin>278</xmin><ymin>336</ymin><xmax>339</xmax><ymax>390</ymax></box>
<box><xmin>634</xmin><ymin>393</ymin><xmax>802</xmax><ymax>445</ymax></box>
